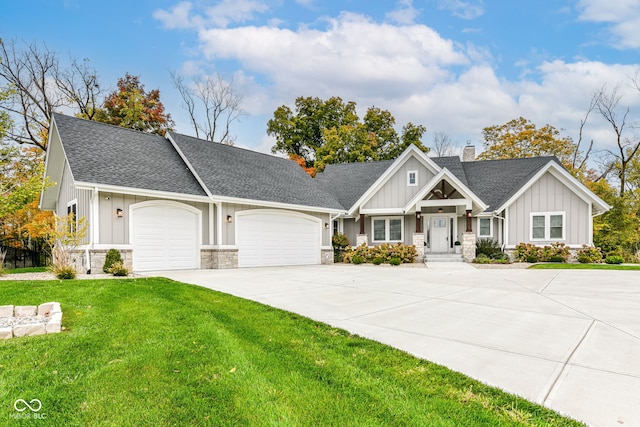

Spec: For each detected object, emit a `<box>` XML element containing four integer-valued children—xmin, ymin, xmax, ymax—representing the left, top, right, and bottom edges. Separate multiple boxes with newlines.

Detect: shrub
<box><xmin>476</xmin><ymin>238</ymin><xmax>502</xmax><ymax>259</ymax></box>
<box><xmin>576</xmin><ymin>245</ymin><xmax>603</xmax><ymax>263</ymax></box>
<box><xmin>103</xmin><ymin>249</ymin><xmax>123</xmax><ymax>273</ymax></box>
<box><xmin>352</xmin><ymin>254</ymin><xmax>364</xmax><ymax>265</ymax></box>
<box><xmin>332</xmin><ymin>233</ymin><xmax>350</xmax><ymax>248</ymax></box>
<box><xmin>108</xmin><ymin>261</ymin><xmax>129</xmax><ymax>277</ymax></box>
<box><xmin>473</xmin><ymin>254</ymin><xmax>491</xmax><ymax>264</ymax></box>
<box><xmin>52</xmin><ymin>265</ymin><xmax>76</xmax><ymax>280</ymax></box>
<box><xmin>389</xmin><ymin>257</ymin><xmax>401</xmax><ymax>266</ymax></box>
<box><xmin>577</xmin><ymin>255</ymin><xmax>592</xmax><ymax>264</ymax></box>
<box><xmin>515</xmin><ymin>243</ymin><xmax>541</xmax><ymax>262</ymax></box>
<box><xmin>372</xmin><ymin>257</ymin><xmax>384</xmax><ymax>265</ymax></box>
<box><xmin>515</xmin><ymin>242</ymin><xmax>569</xmax><ymax>262</ymax></box>
<box><xmin>342</xmin><ymin>243</ymin><xmax>417</xmax><ymax>265</ymax></box>
<box><xmin>605</xmin><ymin>255</ymin><xmax>624</xmax><ymax>265</ymax></box>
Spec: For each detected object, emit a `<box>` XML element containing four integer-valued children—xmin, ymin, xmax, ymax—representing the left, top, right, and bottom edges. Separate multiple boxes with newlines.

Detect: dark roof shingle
<box><xmin>53</xmin><ymin>113</ymin><xmax>207</xmax><ymax>196</ymax></box>
<box><xmin>169</xmin><ymin>132</ymin><xmax>344</xmax><ymax>210</ymax></box>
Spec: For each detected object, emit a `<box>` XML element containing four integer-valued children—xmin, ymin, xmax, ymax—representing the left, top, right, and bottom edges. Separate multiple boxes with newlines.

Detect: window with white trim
<box><xmin>478</xmin><ymin>218</ymin><xmax>492</xmax><ymax>237</ymax></box>
<box><xmin>372</xmin><ymin>217</ymin><xmax>403</xmax><ymax>242</ymax></box>
<box><xmin>407</xmin><ymin>170</ymin><xmax>418</xmax><ymax>186</ymax></box>
<box><xmin>67</xmin><ymin>199</ymin><xmax>78</xmax><ymax>234</ymax></box>
<box><xmin>530</xmin><ymin>212</ymin><xmax>565</xmax><ymax>241</ymax></box>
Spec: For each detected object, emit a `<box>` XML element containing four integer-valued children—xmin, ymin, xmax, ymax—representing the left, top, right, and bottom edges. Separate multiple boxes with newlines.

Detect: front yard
<box><xmin>0</xmin><ymin>278</ymin><xmax>584</xmax><ymax>426</ymax></box>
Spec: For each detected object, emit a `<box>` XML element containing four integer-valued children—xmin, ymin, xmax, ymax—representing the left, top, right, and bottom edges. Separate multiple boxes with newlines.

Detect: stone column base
<box><xmin>201</xmin><ymin>248</ymin><xmax>239</xmax><ymax>269</ymax></box>
<box><xmin>462</xmin><ymin>232</ymin><xmax>476</xmax><ymax>262</ymax></box>
<box><xmin>356</xmin><ymin>234</ymin><xmax>368</xmax><ymax>246</ymax></box>
<box><xmin>412</xmin><ymin>233</ymin><xmax>425</xmax><ymax>261</ymax></box>
<box><xmin>321</xmin><ymin>248</ymin><xmax>334</xmax><ymax>265</ymax></box>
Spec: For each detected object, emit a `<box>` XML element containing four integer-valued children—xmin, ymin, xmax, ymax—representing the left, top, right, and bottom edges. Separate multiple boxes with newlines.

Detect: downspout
<box><xmin>85</xmin><ymin>187</ymin><xmax>98</xmax><ymax>274</ymax></box>
<box><xmin>492</xmin><ymin>211</ymin><xmax>506</xmax><ymax>251</ymax></box>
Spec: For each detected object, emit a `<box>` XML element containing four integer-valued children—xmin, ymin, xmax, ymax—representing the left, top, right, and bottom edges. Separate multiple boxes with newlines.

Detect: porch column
<box><xmin>356</xmin><ymin>213</ymin><xmax>368</xmax><ymax>246</ymax></box>
<box><xmin>415</xmin><ymin>212</ymin><xmax>422</xmax><ymax>233</ymax></box>
<box><xmin>465</xmin><ymin>210</ymin><xmax>472</xmax><ymax>232</ymax></box>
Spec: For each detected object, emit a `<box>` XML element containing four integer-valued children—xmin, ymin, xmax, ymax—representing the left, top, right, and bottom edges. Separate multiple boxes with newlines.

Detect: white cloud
<box><xmin>153</xmin><ymin>1</ymin><xmax>197</xmax><ymax>29</ymax></box>
<box><xmin>154</xmin><ymin>0</ymin><xmax>270</xmax><ymax>30</ymax></box>
<box><xmin>577</xmin><ymin>0</ymin><xmax>640</xmax><ymax>49</ymax></box>
<box><xmin>156</xmin><ymin>2</ymin><xmax>640</xmax><ymax>157</ymax></box>
<box><xmin>386</xmin><ymin>0</ymin><xmax>420</xmax><ymax>25</ymax></box>
<box><xmin>435</xmin><ymin>0</ymin><xmax>485</xmax><ymax>20</ymax></box>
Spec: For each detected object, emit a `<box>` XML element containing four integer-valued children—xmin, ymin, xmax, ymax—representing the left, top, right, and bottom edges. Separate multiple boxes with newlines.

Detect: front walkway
<box><xmin>148</xmin><ymin>265</ymin><xmax>640</xmax><ymax>427</ymax></box>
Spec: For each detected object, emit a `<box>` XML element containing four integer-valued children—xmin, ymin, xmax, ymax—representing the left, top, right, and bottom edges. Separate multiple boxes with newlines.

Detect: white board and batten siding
<box><xmin>507</xmin><ymin>172</ymin><xmax>589</xmax><ymax>246</ymax></box>
<box><xmin>235</xmin><ymin>210</ymin><xmax>322</xmax><ymax>268</ymax></box>
<box><xmin>130</xmin><ymin>201</ymin><xmax>201</xmax><ymax>271</ymax></box>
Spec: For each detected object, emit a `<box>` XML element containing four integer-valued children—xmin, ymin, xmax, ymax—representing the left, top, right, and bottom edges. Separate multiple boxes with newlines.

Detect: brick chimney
<box><xmin>462</xmin><ymin>144</ymin><xmax>475</xmax><ymax>162</ymax></box>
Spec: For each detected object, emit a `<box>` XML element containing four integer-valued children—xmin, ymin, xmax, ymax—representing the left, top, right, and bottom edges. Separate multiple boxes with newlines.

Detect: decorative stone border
<box><xmin>0</xmin><ymin>302</ymin><xmax>62</xmax><ymax>339</ymax></box>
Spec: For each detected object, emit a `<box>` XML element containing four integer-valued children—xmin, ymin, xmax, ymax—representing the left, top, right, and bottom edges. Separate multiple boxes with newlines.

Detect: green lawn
<box><xmin>0</xmin><ymin>278</ymin><xmax>584</xmax><ymax>426</ymax></box>
<box><xmin>4</xmin><ymin>266</ymin><xmax>48</xmax><ymax>274</ymax></box>
<box><xmin>529</xmin><ymin>263</ymin><xmax>640</xmax><ymax>270</ymax></box>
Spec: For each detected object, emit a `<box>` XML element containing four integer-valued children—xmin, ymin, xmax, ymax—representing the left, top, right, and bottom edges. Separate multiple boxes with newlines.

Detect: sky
<box><xmin>2</xmin><ymin>0</ymin><xmax>640</xmax><ymax>159</ymax></box>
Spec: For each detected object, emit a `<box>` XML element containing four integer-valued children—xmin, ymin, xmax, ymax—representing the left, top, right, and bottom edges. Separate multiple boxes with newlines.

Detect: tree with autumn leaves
<box><xmin>268</xmin><ymin>96</ymin><xmax>429</xmax><ymax>175</ymax></box>
<box><xmin>88</xmin><ymin>73</ymin><xmax>174</xmax><ymax>136</ymax></box>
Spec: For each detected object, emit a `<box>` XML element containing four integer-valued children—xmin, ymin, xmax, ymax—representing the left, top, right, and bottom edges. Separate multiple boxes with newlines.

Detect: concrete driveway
<box><xmin>146</xmin><ymin>264</ymin><xmax>640</xmax><ymax>427</ymax></box>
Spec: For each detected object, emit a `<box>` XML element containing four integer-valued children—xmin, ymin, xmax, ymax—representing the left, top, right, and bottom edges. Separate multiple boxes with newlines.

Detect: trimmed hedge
<box><xmin>514</xmin><ymin>242</ymin><xmax>570</xmax><ymax>263</ymax></box>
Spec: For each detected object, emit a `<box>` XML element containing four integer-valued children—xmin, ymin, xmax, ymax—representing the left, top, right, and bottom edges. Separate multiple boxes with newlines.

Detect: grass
<box><xmin>4</xmin><ymin>266</ymin><xmax>48</xmax><ymax>274</ymax></box>
<box><xmin>0</xmin><ymin>278</ymin><xmax>585</xmax><ymax>426</ymax></box>
<box><xmin>529</xmin><ymin>263</ymin><xmax>640</xmax><ymax>270</ymax></box>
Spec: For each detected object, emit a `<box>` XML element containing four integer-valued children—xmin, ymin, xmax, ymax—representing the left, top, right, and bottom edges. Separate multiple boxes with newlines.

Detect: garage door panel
<box><xmin>132</xmin><ymin>203</ymin><xmax>200</xmax><ymax>271</ymax></box>
<box><xmin>237</xmin><ymin>210</ymin><xmax>320</xmax><ymax>268</ymax></box>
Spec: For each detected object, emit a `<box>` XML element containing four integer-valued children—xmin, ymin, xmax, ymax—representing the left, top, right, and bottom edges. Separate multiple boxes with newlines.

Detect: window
<box><xmin>67</xmin><ymin>200</ymin><xmax>78</xmax><ymax>233</ymax></box>
<box><xmin>372</xmin><ymin>217</ymin><xmax>404</xmax><ymax>242</ymax></box>
<box><xmin>478</xmin><ymin>218</ymin><xmax>492</xmax><ymax>237</ymax></box>
<box><xmin>530</xmin><ymin>212</ymin><xmax>565</xmax><ymax>241</ymax></box>
<box><xmin>407</xmin><ymin>170</ymin><xmax>418</xmax><ymax>186</ymax></box>
<box><xmin>333</xmin><ymin>220</ymin><xmax>339</xmax><ymax>235</ymax></box>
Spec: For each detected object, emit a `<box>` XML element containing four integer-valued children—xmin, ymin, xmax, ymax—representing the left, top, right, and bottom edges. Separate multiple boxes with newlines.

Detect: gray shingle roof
<box><xmin>431</xmin><ymin>156</ymin><xmax>469</xmax><ymax>187</ymax></box>
<box><xmin>315</xmin><ymin>160</ymin><xmax>394</xmax><ymax>209</ymax></box>
<box><xmin>53</xmin><ymin>113</ymin><xmax>207</xmax><ymax>196</ymax></box>
<box><xmin>169</xmin><ymin>132</ymin><xmax>344</xmax><ymax>210</ymax></box>
<box><xmin>462</xmin><ymin>157</ymin><xmax>558</xmax><ymax>211</ymax></box>
<box><xmin>53</xmin><ymin>113</ymin><xmax>558</xmax><ymax>213</ymax></box>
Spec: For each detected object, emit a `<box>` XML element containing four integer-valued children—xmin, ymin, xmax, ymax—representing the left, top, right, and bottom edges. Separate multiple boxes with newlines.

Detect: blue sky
<box><xmin>2</xmin><ymin>0</ymin><xmax>640</xmax><ymax>156</ymax></box>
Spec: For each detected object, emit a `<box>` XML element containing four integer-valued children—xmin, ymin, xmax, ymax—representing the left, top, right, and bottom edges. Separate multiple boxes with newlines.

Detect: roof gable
<box><xmin>316</xmin><ymin>145</ymin><xmax>440</xmax><ymax>214</ymax></box>
<box><xmin>461</xmin><ymin>156</ymin><xmax>557</xmax><ymax>212</ymax></box>
<box><xmin>50</xmin><ymin>113</ymin><xmax>207</xmax><ymax>197</ymax></box>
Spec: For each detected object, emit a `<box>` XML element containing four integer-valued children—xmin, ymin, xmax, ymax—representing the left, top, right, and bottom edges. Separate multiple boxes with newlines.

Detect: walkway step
<box><xmin>424</xmin><ymin>253</ymin><xmax>464</xmax><ymax>263</ymax></box>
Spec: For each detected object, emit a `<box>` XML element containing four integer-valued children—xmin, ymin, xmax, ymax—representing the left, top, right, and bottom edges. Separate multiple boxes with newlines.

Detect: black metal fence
<box><xmin>0</xmin><ymin>239</ymin><xmax>48</xmax><ymax>270</ymax></box>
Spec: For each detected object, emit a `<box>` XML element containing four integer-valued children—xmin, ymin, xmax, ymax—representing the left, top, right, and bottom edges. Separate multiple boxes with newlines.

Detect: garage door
<box><xmin>236</xmin><ymin>210</ymin><xmax>321</xmax><ymax>267</ymax></box>
<box><xmin>131</xmin><ymin>201</ymin><xmax>200</xmax><ymax>271</ymax></box>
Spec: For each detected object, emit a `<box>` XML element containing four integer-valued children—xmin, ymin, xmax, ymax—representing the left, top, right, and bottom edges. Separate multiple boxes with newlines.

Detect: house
<box><xmin>41</xmin><ymin>113</ymin><xmax>609</xmax><ymax>272</ymax></box>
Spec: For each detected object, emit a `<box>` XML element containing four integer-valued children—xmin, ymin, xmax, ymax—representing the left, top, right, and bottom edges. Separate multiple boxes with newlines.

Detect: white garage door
<box><xmin>131</xmin><ymin>202</ymin><xmax>200</xmax><ymax>271</ymax></box>
<box><xmin>236</xmin><ymin>210</ymin><xmax>321</xmax><ymax>268</ymax></box>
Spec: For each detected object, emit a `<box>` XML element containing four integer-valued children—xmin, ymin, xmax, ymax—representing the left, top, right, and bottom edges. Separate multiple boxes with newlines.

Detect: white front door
<box><xmin>431</xmin><ymin>216</ymin><xmax>449</xmax><ymax>253</ymax></box>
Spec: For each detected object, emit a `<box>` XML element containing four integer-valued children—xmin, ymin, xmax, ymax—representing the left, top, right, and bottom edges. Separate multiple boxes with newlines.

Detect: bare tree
<box><xmin>594</xmin><ymin>85</ymin><xmax>640</xmax><ymax>196</ymax></box>
<box><xmin>171</xmin><ymin>71</ymin><xmax>244</xmax><ymax>144</ymax></box>
<box><xmin>430</xmin><ymin>131</ymin><xmax>459</xmax><ymax>157</ymax></box>
<box><xmin>0</xmin><ymin>39</ymin><xmax>103</xmax><ymax>151</ymax></box>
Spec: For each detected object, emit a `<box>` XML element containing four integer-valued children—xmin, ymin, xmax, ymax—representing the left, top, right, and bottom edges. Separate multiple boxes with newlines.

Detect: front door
<box><xmin>431</xmin><ymin>216</ymin><xmax>449</xmax><ymax>252</ymax></box>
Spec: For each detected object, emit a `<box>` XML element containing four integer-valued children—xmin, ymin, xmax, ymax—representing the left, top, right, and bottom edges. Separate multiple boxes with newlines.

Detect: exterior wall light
<box><xmin>116</xmin><ymin>208</ymin><xmax>123</xmax><ymax>218</ymax></box>
<box><xmin>324</xmin><ymin>223</ymin><xmax>329</xmax><ymax>229</ymax></box>
<box><xmin>226</xmin><ymin>215</ymin><xmax>233</xmax><ymax>223</ymax></box>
